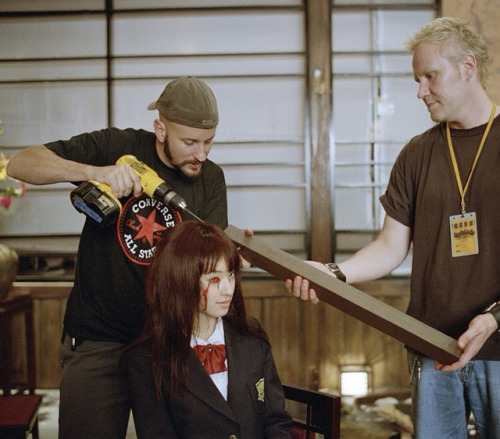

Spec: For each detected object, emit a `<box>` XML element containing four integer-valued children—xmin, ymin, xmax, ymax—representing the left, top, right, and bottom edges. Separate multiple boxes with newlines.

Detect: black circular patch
<box><xmin>117</xmin><ymin>194</ymin><xmax>181</xmax><ymax>265</ymax></box>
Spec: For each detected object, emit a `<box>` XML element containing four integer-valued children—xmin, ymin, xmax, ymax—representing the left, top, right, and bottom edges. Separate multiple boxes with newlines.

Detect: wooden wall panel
<box><xmin>33</xmin><ymin>298</ymin><xmax>66</xmax><ymax>388</ymax></box>
<box><xmin>317</xmin><ymin>290</ymin><xmax>410</xmax><ymax>392</ymax></box>
<box><xmin>11</xmin><ymin>278</ymin><xmax>411</xmax><ymax>394</ymax></box>
<box><xmin>262</xmin><ymin>297</ymin><xmax>303</xmax><ymax>384</ymax></box>
<box><xmin>243</xmin><ymin>278</ymin><xmax>411</xmax><ymax>393</ymax></box>
<box><xmin>303</xmin><ymin>303</ymin><xmax>321</xmax><ymax>389</ymax></box>
<box><xmin>243</xmin><ymin>279</ymin><xmax>322</xmax><ymax>387</ymax></box>
<box><xmin>10</xmin><ymin>312</ymin><xmax>27</xmax><ymax>385</ymax></box>
<box><xmin>243</xmin><ymin>297</ymin><xmax>263</xmax><ymax>324</ymax></box>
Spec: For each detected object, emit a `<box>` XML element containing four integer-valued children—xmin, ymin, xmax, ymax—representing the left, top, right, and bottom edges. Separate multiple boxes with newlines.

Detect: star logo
<box><xmin>117</xmin><ymin>194</ymin><xmax>181</xmax><ymax>265</ymax></box>
<box><xmin>134</xmin><ymin>210</ymin><xmax>167</xmax><ymax>247</ymax></box>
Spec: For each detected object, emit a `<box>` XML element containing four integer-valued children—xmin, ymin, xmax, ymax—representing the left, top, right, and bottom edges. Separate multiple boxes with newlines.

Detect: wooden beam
<box><xmin>226</xmin><ymin>225</ymin><xmax>460</xmax><ymax>365</ymax></box>
<box><xmin>306</xmin><ymin>0</ymin><xmax>334</xmax><ymax>262</ymax></box>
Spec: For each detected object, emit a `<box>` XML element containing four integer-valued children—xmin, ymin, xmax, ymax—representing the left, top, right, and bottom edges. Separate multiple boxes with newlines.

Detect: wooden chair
<box><xmin>0</xmin><ymin>394</ymin><xmax>43</xmax><ymax>439</ymax></box>
<box><xmin>283</xmin><ymin>384</ymin><xmax>341</xmax><ymax>439</ymax></box>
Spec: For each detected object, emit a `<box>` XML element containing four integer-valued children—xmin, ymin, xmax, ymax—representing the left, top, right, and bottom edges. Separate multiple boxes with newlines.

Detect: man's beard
<box><xmin>163</xmin><ymin>139</ymin><xmax>203</xmax><ymax>180</ymax></box>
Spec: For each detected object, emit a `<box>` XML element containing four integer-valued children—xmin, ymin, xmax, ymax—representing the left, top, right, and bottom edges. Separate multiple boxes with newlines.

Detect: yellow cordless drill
<box><xmin>70</xmin><ymin>155</ymin><xmax>200</xmax><ymax>226</ymax></box>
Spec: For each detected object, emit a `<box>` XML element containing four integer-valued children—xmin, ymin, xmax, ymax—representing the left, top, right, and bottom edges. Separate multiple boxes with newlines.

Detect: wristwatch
<box><xmin>324</xmin><ymin>263</ymin><xmax>346</xmax><ymax>282</ymax></box>
<box><xmin>482</xmin><ymin>301</ymin><xmax>500</xmax><ymax>332</ymax></box>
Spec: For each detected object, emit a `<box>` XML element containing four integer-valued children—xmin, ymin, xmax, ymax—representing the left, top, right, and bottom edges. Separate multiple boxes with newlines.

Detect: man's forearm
<box><xmin>341</xmin><ymin>215</ymin><xmax>411</xmax><ymax>284</ymax></box>
<box><xmin>7</xmin><ymin>145</ymin><xmax>93</xmax><ymax>185</ymax></box>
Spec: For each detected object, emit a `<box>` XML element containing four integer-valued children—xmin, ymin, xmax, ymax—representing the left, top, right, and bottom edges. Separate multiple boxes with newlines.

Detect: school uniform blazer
<box><xmin>126</xmin><ymin>320</ymin><xmax>292</xmax><ymax>439</ymax></box>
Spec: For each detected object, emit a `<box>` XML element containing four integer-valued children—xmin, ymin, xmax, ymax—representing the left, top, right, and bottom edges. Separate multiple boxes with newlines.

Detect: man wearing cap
<box><xmin>7</xmin><ymin>77</ymin><xmax>228</xmax><ymax>439</ymax></box>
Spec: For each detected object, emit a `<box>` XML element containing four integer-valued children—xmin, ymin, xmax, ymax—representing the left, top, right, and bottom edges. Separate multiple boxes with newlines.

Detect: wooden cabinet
<box><xmin>10</xmin><ymin>283</ymin><xmax>70</xmax><ymax>389</ymax></box>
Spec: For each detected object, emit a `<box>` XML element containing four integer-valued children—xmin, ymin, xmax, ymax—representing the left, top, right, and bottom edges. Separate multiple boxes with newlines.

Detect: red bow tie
<box><xmin>193</xmin><ymin>344</ymin><xmax>227</xmax><ymax>375</ymax></box>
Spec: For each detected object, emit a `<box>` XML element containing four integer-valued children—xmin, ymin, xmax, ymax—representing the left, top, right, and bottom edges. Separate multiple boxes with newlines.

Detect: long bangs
<box><xmin>199</xmin><ymin>237</ymin><xmax>240</xmax><ymax>275</ymax></box>
<box><xmin>173</xmin><ymin>221</ymin><xmax>240</xmax><ymax>275</ymax></box>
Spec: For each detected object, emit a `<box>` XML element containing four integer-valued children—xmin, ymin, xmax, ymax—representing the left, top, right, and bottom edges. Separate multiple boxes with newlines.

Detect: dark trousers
<box><xmin>59</xmin><ymin>337</ymin><xmax>131</xmax><ymax>439</ymax></box>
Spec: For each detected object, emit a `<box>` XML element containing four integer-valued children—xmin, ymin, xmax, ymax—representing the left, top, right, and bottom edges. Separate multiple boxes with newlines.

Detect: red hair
<box><xmin>135</xmin><ymin>221</ymin><xmax>268</xmax><ymax>399</ymax></box>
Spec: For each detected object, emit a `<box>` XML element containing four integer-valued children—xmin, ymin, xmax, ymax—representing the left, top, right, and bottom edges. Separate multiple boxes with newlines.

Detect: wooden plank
<box><xmin>226</xmin><ymin>225</ymin><xmax>460</xmax><ymax>365</ymax></box>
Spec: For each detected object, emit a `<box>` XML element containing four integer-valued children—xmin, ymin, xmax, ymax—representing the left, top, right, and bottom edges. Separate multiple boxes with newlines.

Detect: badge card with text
<box><xmin>449</xmin><ymin>212</ymin><xmax>479</xmax><ymax>257</ymax></box>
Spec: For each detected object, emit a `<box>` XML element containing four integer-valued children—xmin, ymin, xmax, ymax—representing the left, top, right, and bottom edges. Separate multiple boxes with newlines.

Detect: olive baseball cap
<box><xmin>147</xmin><ymin>77</ymin><xmax>218</xmax><ymax>128</ymax></box>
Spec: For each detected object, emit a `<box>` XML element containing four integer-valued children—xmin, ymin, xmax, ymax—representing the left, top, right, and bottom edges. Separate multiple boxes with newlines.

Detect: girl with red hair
<box><xmin>126</xmin><ymin>221</ymin><xmax>292</xmax><ymax>438</ymax></box>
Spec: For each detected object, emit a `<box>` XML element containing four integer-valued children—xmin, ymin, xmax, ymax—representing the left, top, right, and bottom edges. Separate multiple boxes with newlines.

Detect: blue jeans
<box><xmin>408</xmin><ymin>351</ymin><xmax>500</xmax><ymax>439</ymax></box>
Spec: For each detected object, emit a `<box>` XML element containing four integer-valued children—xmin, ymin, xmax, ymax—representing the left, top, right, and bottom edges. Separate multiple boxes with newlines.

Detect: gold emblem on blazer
<box><xmin>255</xmin><ymin>378</ymin><xmax>265</xmax><ymax>402</ymax></box>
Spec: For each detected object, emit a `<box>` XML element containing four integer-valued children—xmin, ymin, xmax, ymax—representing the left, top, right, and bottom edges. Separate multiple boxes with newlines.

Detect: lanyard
<box><xmin>446</xmin><ymin>103</ymin><xmax>496</xmax><ymax>215</ymax></box>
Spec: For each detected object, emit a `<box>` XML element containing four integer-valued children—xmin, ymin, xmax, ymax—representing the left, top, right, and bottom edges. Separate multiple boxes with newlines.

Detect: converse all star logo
<box><xmin>118</xmin><ymin>193</ymin><xmax>181</xmax><ymax>265</ymax></box>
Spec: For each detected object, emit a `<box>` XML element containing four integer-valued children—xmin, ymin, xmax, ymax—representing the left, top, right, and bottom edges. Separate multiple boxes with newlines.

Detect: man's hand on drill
<box><xmin>97</xmin><ymin>164</ymin><xmax>142</xmax><ymax>199</ymax></box>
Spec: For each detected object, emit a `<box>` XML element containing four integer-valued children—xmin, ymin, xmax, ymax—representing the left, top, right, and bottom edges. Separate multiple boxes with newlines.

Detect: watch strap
<box><xmin>324</xmin><ymin>263</ymin><xmax>346</xmax><ymax>282</ymax></box>
<box><xmin>482</xmin><ymin>301</ymin><xmax>500</xmax><ymax>332</ymax></box>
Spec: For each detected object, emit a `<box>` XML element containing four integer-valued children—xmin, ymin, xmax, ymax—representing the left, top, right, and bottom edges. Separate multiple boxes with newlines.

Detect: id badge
<box><xmin>449</xmin><ymin>212</ymin><xmax>479</xmax><ymax>257</ymax></box>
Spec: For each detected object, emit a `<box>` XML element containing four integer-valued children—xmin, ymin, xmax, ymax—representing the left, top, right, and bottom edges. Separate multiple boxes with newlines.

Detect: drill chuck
<box><xmin>153</xmin><ymin>183</ymin><xmax>187</xmax><ymax>212</ymax></box>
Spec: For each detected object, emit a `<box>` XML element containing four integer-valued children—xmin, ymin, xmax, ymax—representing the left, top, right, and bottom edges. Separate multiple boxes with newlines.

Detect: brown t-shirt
<box><xmin>381</xmin><ymin>116</ymin><xmax>500</xmax><ymax>360</ymax></box>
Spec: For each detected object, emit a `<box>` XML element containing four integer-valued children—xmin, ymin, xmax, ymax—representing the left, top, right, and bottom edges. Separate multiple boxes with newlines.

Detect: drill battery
<box><xmin>70</xmin><ymin>181</ymin><xmax>121</xmax><ymax>227</ymax></box>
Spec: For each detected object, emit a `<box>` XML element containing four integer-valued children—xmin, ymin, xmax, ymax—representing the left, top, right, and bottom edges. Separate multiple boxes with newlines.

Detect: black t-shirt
<box><xmin>46</xmin><ymin>127</ymin><xmax>228</xmax><ymax>343</ymax></box>
<box><xmin>380</xmin><ymin>116</ymin><xmax>500</xmax><ymax>360</ymax></box>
